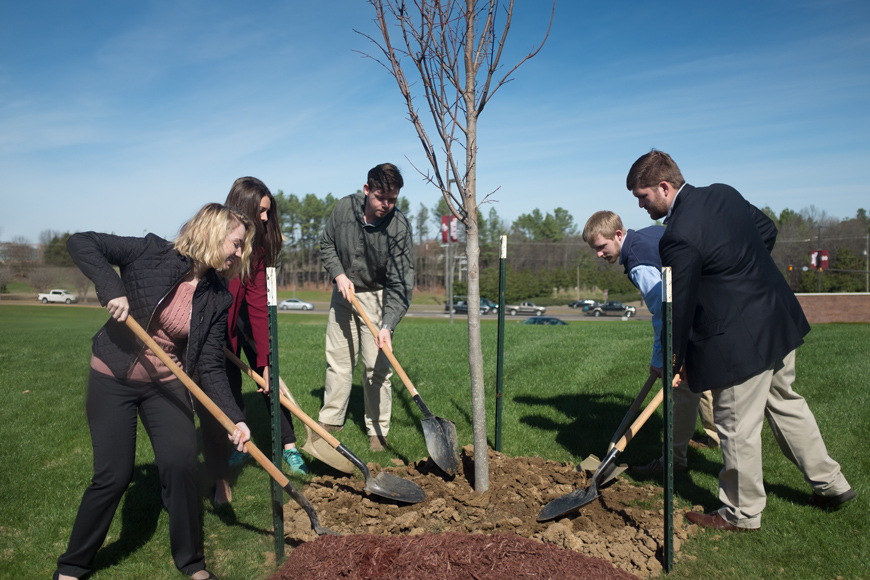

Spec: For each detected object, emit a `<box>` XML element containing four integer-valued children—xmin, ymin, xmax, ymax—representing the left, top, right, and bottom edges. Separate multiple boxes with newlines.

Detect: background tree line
<box><xmin>2</xmin><ymin>201</ymin><xmax>868</xmax><ymax>302</ymax></box>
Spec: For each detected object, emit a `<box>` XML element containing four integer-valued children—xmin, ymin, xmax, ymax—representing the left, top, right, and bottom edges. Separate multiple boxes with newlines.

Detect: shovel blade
<box><xmin>421</xmin><ymin>416</ymin><xmax>460</xmax><ymax>476</ymax></box>
<box><xmin>537</xmin><ymin>485</ymin><xmax>599</xmax><ymax>521</ymax></box>
<box><xmin>301</xmin><ymin>432</ymin><xmax>355</xmax><ymax>474</ymax></box>
<box><xmin>365</xmin><ymin>472</ymin><xmax>426</xmax><ymax>504</ymax></box>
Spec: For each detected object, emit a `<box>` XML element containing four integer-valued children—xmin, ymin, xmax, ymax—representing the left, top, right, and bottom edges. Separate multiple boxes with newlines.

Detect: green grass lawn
<box><xmin>0</xmin><ymin>304</ymin><xmax>867</xmax><ymax>579</ymax></box>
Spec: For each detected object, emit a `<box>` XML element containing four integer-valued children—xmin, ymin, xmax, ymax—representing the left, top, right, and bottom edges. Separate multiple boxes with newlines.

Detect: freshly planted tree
<box><xmin>359</xmin><ymin>0</ymin><xmax>552</xmax><ymax>491</ymax></box>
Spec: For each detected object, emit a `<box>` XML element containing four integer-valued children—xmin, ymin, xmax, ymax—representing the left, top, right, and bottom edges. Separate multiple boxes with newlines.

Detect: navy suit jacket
<box><xmin>660</xmin><ymin>183</ymin><xmax>810</xmax><ymax>392</ymax></box>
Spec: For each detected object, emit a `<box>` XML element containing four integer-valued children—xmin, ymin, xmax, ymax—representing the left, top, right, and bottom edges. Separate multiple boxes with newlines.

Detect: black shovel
<box><xmin>538</xmin><ymin>384</ymin><xmax>665</xmax><ymax>521</ymax></box>
<box><xmin>224</xmin><ymin>347</ymin><xmax>355</xmax><ymax>474</ymax></box>
<box><xmin>580</xmin><ymin>371</ymin><xmax>658</xmax><ymax>484</ymax></box>
<box><xmin>350</xmin><ymin>295</ymin><xmax>461</xmax><ymax>476</ymax></box>
<box><xmin>124</xmin><ymin>317</ymin><xmax>336</xmax><ymax>536</ymax></box>
<box><xmin>224</xmin><ymin>348</ymin><xmax>425</xmax><ymax>504</ymax></box>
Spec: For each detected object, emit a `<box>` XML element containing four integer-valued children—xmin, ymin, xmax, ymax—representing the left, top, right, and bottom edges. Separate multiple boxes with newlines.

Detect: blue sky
<box><xmin>2</xmin><ymin>1</ymin><xmax>868</xmax><ymax>244</ymax></box>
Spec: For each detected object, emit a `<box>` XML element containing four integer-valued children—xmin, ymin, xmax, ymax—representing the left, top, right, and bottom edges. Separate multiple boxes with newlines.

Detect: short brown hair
<box><xmin>582</xmin><ymin>211</ymin><xmax>624</xmax><ymax>245</ymax></box>
<box><xmin>366</xmin><ymin>163</ymin><xmax>404</xmax><ymax>194</ymax></box>
<box><xmin>626</xmin><ymin>150</ymin><xmax>685</xmax><ymax>191</ymax></box>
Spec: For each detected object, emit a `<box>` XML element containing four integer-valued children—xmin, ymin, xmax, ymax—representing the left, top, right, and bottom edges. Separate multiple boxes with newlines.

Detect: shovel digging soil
<box><xmin>538</xmin><ymin>384</ymin><xmax>665</xmax><ymax>522</ymax></box>
<box><xmin>223</xmin><ymin>347</ymin><xmax>355</xmax><ymax>474</ymax></box>
<box><xmin>580</xmin><ymin>372</ymin><xmax>658</xmax><ymax>485</ymax></box>
<box><xmin>123</xmin><ymin>317</ymin><xmax>336</xmax><ymax>536</ymax></box>
<box><xmin>350</xmin><ymin>294</ymin><xmax>461</xmax><ymax>476</ymax></box>
<box><xmin>224</xmin><ymin>349</ymin><xmax>425</xmax><ymax>505</ymax></box>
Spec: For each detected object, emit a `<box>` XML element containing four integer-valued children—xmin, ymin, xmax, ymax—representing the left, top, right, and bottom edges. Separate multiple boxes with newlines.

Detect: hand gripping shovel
<box><xmin>223</xmin><ymin>347</ymin><xmax>355</xmax><ymax>474</ymax></box>
<box><xmin>350</xmin><ymin>294</ymin><xmax>461</xmax><ymax>476</ymax></box>
<box><xmin>123</xmin><ymin>317</ymin><xmax>336</xmax><ymax>536</ymax></box>
<box><xmin>538</xmin><ymin>383</ymin><xmax>665</xmax><ymax>522</ymax></box>
<box><xmin>223</xmin><ymin>348</ymin><xmax>425</xmax><ymax>504</ymax></box>
<box><xmin>580</xmin><ymin>372</ymin><xmax>658</xmax><ymax>484</ymax></box>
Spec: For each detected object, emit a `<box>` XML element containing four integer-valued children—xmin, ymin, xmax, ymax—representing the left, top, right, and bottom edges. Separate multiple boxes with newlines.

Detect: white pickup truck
<box><xmin>504</xmin><ymin>301</ymin><xmax>546</xmax><ymax>316</ymax></box>
<box><xmin>37</xmin><ymin>289</ymin><xmax>79</xmax><ymax>304</ymax></box>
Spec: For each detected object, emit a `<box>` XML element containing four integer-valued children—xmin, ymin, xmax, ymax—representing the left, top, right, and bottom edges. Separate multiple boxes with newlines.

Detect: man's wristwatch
<box><xmin>381</xmin><ymin>323</ymin><xmax>394</xmax><ymax>334</ymax></box>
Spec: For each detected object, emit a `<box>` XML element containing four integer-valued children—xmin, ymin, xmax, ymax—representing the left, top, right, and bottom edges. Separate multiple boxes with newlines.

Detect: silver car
<box><xmin>278</xmin><ymin>298</ymin><xmax>314</xmax><ymax>311</ymax></box>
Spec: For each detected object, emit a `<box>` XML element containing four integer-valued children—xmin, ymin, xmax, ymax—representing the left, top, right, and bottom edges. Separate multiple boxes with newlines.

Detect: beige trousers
<box><xmin>661</xmin><ymin>382</ymin><xmax>720</xmax><ymax>467</ymax></box>
<box><xmin>318</xmin><ymin>288</ymin><xmax>393</xmax><ymax>437</ymax></box>
<box><xmin>712</xmin><ymin>349</ymin><xmax>850</xmax><ymax>528</ymax></box>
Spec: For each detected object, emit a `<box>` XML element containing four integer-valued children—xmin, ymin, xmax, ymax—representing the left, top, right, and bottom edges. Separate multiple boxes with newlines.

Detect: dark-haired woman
<box><xmin>202</xmin><ymin>177</ymin><xmax>308</xmax><ymax>506</ymax></box>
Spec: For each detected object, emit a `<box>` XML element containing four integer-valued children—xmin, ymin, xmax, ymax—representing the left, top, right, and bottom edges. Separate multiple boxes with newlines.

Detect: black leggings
<box><xmin>57</xmin><ymin>369</ymin><xmax>205</xmax><ymax>577</ymax></box>
<box><xmin>199</xmin><ymin>339</ymin><xmax>297</xmax><ymax>482</ymax></box>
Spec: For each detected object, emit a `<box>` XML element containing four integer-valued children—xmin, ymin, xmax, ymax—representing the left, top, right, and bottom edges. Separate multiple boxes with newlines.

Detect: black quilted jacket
<box><xmin>67</xmin><ymin>232</ymin><xmax>244</xmax><ymax>424</ymax></box>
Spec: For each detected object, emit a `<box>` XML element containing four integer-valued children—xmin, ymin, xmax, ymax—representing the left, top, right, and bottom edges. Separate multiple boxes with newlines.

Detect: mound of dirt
<box><xmin>273</xmin><ymin>446</ymin><xmax>697</xmax><ymax>579</ymax></box>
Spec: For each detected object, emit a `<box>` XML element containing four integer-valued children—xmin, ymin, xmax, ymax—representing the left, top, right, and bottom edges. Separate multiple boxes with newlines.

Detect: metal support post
<box><xmin>266</xmin><ymin>268</ymin><xmax>284</xmax><ymax>561</ymax></box>
<box><xmin>495</xmin><ymin>236</ymin><xmax>507</xmax><ymax>452</ymax></box>
<box><xmin>662</xmin><ymin>267</ymin><xmax>674</xmax><ymax>572</ymax></box>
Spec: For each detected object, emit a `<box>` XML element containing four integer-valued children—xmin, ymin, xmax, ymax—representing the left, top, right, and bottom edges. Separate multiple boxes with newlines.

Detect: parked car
<box><xmin>521</xmin><ymin>316</ymin><xmax>568</xmax><ymax>326</ymax></box>
<box><xmin>586</xmin><ymin>301</ymin><xmax>636</xmax><ymax>317</ymax></box>
<box><xmin>504</xmin><ymin>301</ymin><xmax>546</xmax><ymax>316</ymax></box>
<box><xmin>444</xmin><ymin>295</ymin><xmax>467</xmax><ymax>312</ymax></box>
<box><xmin>480</xmin><ymin>298</ymin><xmax>498</xmax><ymax>314</ymax></box>
<box><xmin>278</xmin><ymin>298</ymin><xmax>314</xmax><ymax>311</ymax></box>
<box><xmin>37</xmin><ymin>289</ymin><xmax>78</xmax><ymax>304</ymax></box>
<box><xmin>568</xmin><ymin>299</ymin><xmax>596</xmax><ymax>310</ymax></box>
<box><xmin>448</xmin><ymin>299</ymin><xmax>492</xmax><ymax>315</ymax></box>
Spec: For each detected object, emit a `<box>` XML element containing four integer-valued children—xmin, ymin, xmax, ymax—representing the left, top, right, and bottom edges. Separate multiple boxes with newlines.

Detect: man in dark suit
<box><xmin>625</xmin><ymin>150</ymin><xmax>855</xmax><ymax>531</ymax></box>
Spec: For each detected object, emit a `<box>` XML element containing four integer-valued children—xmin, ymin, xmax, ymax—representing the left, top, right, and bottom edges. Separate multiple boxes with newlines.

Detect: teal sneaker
<box><xmin>283</xmin><ymin>448</ymin><xmax>309</xmax><ymax>475</ymax></box>
<box><xmin>228</xmin><ymin>449</ymin><xmax>252</xmax><ymax>468</ymax></box>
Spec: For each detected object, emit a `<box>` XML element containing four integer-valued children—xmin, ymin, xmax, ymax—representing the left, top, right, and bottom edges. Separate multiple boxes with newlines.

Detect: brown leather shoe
<box><xmin>808</xmin><ymin>488</ymin><xmax>856</xmax><ymax>510</ymax></box>
<box><xmin>685</xmin><ymin>511</ymin><xmax>758</xmax><ymax>532</ymax></box>
<box><xmin>688</xmin><ymin>435</ymin><xmax>719</xmax><ymax>449</ymax></box>
<box><xmin>631</xmin><ymin>458</ymin><xmax>687</xmax><ymax>474</ymax></box>
<box><xmin>318</xmin><ymin>422</ymin><xmax>343</xmax><ymax>434</ymax></box>
<box><xmin>369</xmin><ymin>435</ymin><xmax>387</xmax><ymax>451</ymax></box>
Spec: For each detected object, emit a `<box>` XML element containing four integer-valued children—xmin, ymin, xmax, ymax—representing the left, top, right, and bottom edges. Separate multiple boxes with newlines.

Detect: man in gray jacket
<box><xmin>317</xmin><ymin>163</ymin><xmax>414</xmax><ymax>450</ymax></box>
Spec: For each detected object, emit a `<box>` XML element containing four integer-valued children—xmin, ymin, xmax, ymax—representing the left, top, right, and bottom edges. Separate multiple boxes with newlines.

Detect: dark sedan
<box><xmin>568</xmin><ymin>299</ymin><xmax>596</xmax><ymax>310</ymax></box>
<box><xmin>521</xmin><ymin>316</ymin><xmax>568</xmax><ymax>325</ymax></box>
<box><xmin>586</xmin><ymin>301</ymin><xmax>637</xmax><ymax>317</ymax></box>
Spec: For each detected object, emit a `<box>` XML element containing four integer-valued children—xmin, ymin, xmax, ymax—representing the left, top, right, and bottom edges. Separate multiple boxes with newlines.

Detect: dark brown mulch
<box><xmin>270</xmin><ymin>532</ymin><xmax>641</xmax><ymax>580</ymax></box>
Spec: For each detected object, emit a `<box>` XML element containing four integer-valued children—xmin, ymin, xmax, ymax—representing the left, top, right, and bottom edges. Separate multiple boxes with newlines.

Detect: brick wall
<box><xmin>795</xmin><ymin>293</ymin><xmax>870</xmax><ymax>324</ymax></box>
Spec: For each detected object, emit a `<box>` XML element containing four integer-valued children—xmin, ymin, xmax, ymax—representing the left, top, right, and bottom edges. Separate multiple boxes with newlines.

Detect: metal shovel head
<box><xmin>537</xmin><ymin>485</ymin><xmax>600</xmax><ymax>521</ymax></box>
<box><xmin>365</xmin><ymin>471</ymin><xmax>426</xmax><ymax>504</ymax></box>
<box><xmin>301</xmin><ymin>431</ymin><xmax>355</xmax><ymax>474</ymax></box>
<box><xmin>421</xmin><ymin>415</ymin><xmax>461</xmax><ymax>476</ymax></box>
<box><xmin>579</xmin><ymin>454</ymin><xmax>627</xmax><ymax>486</ymax></box>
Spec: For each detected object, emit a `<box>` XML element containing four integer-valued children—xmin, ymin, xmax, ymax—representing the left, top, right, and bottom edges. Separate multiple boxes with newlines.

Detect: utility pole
<box><xmin>817</xmin><ymin>225</ymin><xmax>823</xmax><ymax>293</ymax></box>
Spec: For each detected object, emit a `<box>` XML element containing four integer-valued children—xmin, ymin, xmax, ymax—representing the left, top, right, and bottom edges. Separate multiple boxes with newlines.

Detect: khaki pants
<box><xmin>318</xmin><ymin>288</ymin><xmax>393</xmax><ymax>437</ymax></box>
<box><xmin>712</xmin><ymin>349</ymin><xmax>850</xmax><ymax>528</ymax></box>
<box><xmin>662</xmin><ymin>382</ymin><xmax>720</xmax><ymax>467</ymax></box>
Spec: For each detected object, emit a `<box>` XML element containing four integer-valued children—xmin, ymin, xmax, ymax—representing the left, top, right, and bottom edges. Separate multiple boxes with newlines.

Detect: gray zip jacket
<box><xmin>320</xmin><ymin>192</ymin><xmax>414</xmax><ymax>329</ymax></box>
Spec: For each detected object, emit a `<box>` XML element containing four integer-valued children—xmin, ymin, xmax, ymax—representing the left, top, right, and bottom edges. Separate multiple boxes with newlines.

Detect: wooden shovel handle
<box><xmin>124</xmin><ymin>317</ymin><xmax>292</xmax><ymax>488</ymax></box>
<box><xmin>223</xmin><ymin>347</ymin><xmax>342</xmax><ymax>448</ymax></box>
<box><xmin>349</xmin><ymin>294</ymin><xmax>419</xmax><ymax>398</ymax></box>
<box><xmin>613</xmin><ymin>385</ymin><xmax>665</xmax><ymax>453</ymax></box>
<box><xmin>609</xmin><ymin>372</ymin><xmax>658</xmax><ymax>449</ymax></box>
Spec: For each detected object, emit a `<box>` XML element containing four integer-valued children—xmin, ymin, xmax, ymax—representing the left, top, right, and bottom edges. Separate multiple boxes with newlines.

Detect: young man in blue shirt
<box><xmin>583</xmin><ymin>210</ymin><xmax>719</xmax><ymax>473</ymax></box>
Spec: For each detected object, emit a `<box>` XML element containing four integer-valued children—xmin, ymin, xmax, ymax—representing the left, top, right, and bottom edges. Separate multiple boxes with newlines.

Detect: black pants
<box><xmin>57</xmin><ymin>369</ymin><xmax>205</xmax><ymax>577</ymax></box>
<box><xmin>199</xmin><ymin>339</ymin><xmax>297</xmax><ymax>482</ymax></box>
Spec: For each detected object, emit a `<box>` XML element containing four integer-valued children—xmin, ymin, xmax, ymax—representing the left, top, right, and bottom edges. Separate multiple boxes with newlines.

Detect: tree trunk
<box><xmin>464</xmin><ymin>0</ymin><xmax>488</xmax><ymax>492</ymax></box>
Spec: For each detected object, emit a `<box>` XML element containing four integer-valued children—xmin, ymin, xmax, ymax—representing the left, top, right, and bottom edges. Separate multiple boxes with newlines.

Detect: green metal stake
<box><xmin>495</xmin><ymin>235</ymin><xmax>507</xmax><ymax>452</ymax></box>
<box><xmin>266</xmin><ymin>268</ymin><xmax>284</xmax><ymax>561</ymax></box>
<box><xmin>662</xmin><ymin>267</ymin><xmax>674</xmax><ymax>572</ymax></box>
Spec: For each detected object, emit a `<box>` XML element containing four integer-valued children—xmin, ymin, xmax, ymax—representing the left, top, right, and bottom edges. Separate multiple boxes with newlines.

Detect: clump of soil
<box><xmin>272</xmin><ymin>446</ymin><xmax>697</xmax><ymax>579</ymax></box>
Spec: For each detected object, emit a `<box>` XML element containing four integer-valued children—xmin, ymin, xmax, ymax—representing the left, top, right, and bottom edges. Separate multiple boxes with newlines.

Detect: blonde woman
<box><xmin>56</xmin><ymin>204</ymin><xmax>254</xmax><ymax>580</ymax></box>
